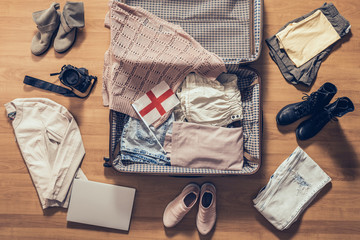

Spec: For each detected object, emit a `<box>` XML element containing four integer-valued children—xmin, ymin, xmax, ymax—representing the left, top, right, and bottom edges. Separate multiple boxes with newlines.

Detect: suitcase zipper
<box><xmin>249</xmin><ymin>0</ymin><xmax>255</xmax><ymax>57</ymax></box>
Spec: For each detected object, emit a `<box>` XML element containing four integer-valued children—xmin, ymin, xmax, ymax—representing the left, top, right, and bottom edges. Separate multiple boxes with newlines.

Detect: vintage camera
<box><xmin>24</xmin><ymin>64</ymin><xmax>97</xmax><ymax>99</ymax></box>
<box><xmin>56</xmin><ymin>65</ymin><xmax>94</xmax><ymax>93</ymax></box>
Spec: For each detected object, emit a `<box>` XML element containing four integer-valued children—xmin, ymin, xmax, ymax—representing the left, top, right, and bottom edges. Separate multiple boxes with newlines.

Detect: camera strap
<box><xmin>23</xmin><ymin>74</ymin><xmax>97</xmax><ymax>99</ymax></box>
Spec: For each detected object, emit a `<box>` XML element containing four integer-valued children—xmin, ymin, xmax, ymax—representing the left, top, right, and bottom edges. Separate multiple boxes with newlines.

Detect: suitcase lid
<box><xmin>125</xmin><ymin>0</ymin><xmax>262</xmax><ymax>64</ymax></box>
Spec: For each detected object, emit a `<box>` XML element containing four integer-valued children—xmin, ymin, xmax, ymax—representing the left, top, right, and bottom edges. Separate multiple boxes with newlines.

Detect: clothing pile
<box><xmin>255</xmin><ymin>2</ymin><xmax>354</xmax><ymax>231</ymax></box>
<box><xmin>6</xmin><ymin>1</ymin><xmax>90</xmax><ymax>210</ymax></box>
<box><xmin>103</xmin><ymin>1</ymin><xmax>255</xmax><ymax>171</ymax></box>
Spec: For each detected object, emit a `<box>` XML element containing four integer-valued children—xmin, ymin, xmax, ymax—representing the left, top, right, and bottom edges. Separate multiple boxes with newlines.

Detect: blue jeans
<box><xmin>120</xmin><ymin>114</ymin><xmax>174</xmax><ymax>165</ymax></box>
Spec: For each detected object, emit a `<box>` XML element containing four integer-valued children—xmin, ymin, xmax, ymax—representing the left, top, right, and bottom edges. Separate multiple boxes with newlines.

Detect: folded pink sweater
<box><xmin>103</xmin><ymin>1</ymin><xmax>226</xmax><ymax>127</ymax></box>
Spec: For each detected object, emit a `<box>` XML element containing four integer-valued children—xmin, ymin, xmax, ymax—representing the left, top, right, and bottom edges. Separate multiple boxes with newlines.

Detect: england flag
<box><xmin>132</xmin><ymin>81</ymin><xmax>180</xmax><ymax>126</ymax></box>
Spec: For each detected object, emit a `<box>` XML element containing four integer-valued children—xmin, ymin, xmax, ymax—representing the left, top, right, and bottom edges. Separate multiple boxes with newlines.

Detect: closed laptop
<box><xmin>67</xmin><ymin>179</ymin><xmax>136</xmax><ymax>231</ymax></box>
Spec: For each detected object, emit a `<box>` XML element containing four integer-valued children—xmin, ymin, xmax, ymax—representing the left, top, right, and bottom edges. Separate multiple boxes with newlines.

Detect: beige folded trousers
<box><xmin>5</xmin><ymin>98</ymin><xmax>86</xmax><ymax>209</ymax></box>
<box><xmin>164</xmin><ymin>121</ymin><xmax>244</xmax><ymax>170</ymax></box>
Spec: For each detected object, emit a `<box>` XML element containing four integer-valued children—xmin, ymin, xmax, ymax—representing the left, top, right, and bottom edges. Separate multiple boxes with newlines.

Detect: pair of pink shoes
<box><xmin>163</xmin><ymin>182</ymin><xmax>216</xmax><ymax>235</ymax></box>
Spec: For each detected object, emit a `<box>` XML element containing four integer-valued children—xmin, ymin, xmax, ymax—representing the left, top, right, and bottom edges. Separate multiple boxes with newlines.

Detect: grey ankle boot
<box><xmin>54</xmin><ymin>1</ymin><xmax>85</xmax><ymax>53</ymax></box>
<box><xmin>31</xmin><ymin>2</ymin><xmax>60</xmax><ymax>56</ymax></box>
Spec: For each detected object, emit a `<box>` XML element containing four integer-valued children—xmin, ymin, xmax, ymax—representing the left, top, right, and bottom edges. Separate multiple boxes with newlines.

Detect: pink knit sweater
<box><xmin>103</xmin><ymin>1</ymin><xmax>226</xmax><ymax>127</ymax></box>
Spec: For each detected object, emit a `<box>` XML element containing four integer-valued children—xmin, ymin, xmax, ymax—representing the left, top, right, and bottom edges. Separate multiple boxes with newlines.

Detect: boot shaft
<box><xmin>325</xmin><ymin>97</ymin><xmax>354</xmax><ymax>118</ymax></box>
<box><xmin>32</xmin><ymin>2</ymin><xmax>60</xmax><ymax>32</ymax></box>
<box><xmin>62</xmin><ymin>1</ymin><xmax>85</xmax><ymax>29</ymax></box>
<box><xmin>317</xmin><ymin>82</ymin><xmax>338</xmax><ymax>105</ymax></box>
<box><xmin>306</xmin><ymin>82</ymin><xmax>338</xmax><ymax>111</ymax></box>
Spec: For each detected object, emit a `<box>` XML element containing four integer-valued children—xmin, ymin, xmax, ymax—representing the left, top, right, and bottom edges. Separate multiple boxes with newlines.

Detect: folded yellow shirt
<box><xmin>276</xmin><ymin>10</ymin><xmax>340</xmax><ymax>67</ymax></box>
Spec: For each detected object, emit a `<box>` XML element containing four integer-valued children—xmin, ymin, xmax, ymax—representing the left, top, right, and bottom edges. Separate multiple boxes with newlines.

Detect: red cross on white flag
<box><xmin>132</xmin><ymin>81</ymin><xmax>180</xmax><ymax>126</ymax></box>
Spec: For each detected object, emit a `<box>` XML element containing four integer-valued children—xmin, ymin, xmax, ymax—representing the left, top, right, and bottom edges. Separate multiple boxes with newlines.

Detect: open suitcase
<box><xmin>105</xmin><ymin>0</ymin><xmax>263</xmax><ymax>175</ymax></box>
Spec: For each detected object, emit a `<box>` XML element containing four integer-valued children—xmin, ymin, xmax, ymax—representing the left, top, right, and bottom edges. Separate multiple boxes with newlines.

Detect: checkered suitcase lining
<box><xmin>110</xmin><ymin>67</ymin><xmax>261</xmax><ymax>175</ymax></box>
<box><xmin>125</xmin><ymin>0</ymin><xmax>262</xmax><ymax>64</ymax></box>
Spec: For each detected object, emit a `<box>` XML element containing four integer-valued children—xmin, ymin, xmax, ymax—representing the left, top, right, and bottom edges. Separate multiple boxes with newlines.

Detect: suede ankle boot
<box><xmin>163</xmin><ymin>183</ymin><xmax>200</xmax><ymax>228</ymax></box>
<box><xmin>276</xmin><ymin>82</ymin><xmax>337</xmax><ymax>125</ymax></box>
<box><xmin>196</xmin><ymin>183</ymin><xmax>216</xmax><ymax>235</ymax></box>
<box><xmin>296</xmin><ymin>97</ymin><xmax>354</xmax><ymax>140</ymax></box>
<box><xmin>31</xmin><ymin>2</ymin><xmax>60</xmax><ymax>56</ymax></box>
<box><xmin>54</xmin><ymin>1</ymin><xmax>85</xmax><ymax>53</ymax></box>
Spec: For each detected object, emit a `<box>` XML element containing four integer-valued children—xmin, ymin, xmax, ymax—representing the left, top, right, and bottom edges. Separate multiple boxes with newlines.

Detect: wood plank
<box><xmin>0</xmin><ymin>0</ymin><xmax>359</xmax><ymax>239</ymax></box>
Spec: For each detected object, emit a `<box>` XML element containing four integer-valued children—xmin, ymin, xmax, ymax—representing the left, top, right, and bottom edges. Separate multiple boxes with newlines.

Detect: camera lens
<box><xmin>63</xmin><ymin>69</ymin><xmax>80</xmax><ymax>86</ymax></box>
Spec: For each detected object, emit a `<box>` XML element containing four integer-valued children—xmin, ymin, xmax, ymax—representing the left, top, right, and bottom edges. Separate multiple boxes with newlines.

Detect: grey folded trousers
<box><xmin>266</xmin><ymin>2</ymin><xmax>350</xmax><ymax>86</ymax></box>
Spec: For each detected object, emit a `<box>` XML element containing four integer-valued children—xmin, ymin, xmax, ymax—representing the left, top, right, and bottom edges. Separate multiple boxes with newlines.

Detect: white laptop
<box><xmin>67</xmin><ymin>179</ymin><xmax>136</xmax><ymax>231</ymax></box>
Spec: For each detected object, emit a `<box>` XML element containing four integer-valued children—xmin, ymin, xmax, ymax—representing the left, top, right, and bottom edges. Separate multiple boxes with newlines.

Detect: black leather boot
<box><xmin>296</xmin><ymin>97</ymin><xmax>354</xmax><ymax>140</ymax></box>
<box><xmin>276</xmin><ymin>82</ymin><xmax>337</xmax><ymax>125</ymax></box>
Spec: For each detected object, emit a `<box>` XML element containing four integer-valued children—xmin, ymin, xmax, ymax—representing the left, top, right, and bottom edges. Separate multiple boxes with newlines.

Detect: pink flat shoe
<box><xmin>163</xmin><ymin>183</ymin><xmax>200</xmax><ymax>228</ymax></box>
<box><xmin>196</xmin><ymin>183</ymin><xmax>216</xmax><ymax>235</ymax></box>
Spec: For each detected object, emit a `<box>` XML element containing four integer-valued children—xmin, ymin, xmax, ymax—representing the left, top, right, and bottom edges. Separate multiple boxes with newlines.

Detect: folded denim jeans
<box><xmin>120</xmin><ymin>113</ymin><xmax>174</xmax><ymax>165</ymax></box>
<box><xmin>253</xmin><ymin>146</ymin><xmax>331</xmax><ymax>230</ymax></box>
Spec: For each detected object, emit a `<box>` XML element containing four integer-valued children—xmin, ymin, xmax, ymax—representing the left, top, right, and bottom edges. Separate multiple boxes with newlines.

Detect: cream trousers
<box><xmin>253</xmin><ymin>146</ymin><xmax>331</xmax><ymax>230</ymax></box>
